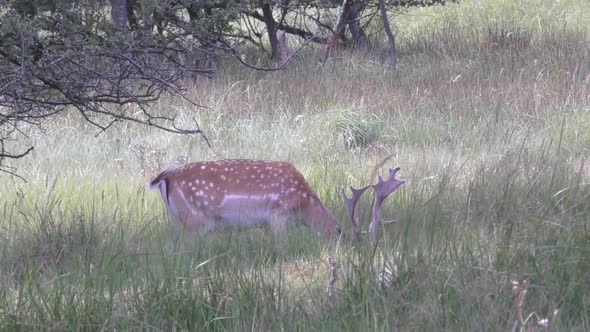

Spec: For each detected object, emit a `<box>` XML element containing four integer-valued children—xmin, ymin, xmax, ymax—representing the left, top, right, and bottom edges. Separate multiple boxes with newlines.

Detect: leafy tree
<box><xmin>0</xmin><ymin>0</ymin><xmax>237</xmax><ymax>171</ymax></box>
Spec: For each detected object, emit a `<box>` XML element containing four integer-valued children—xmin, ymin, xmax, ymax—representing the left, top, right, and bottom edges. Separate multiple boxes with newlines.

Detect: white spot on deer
<box><xmin>286</xmin><ymin>187</ymin><xmax>297</xmax><ymax>193</ymax></box>
<box><xmin>197</xmin><ymin>190</ymin><xmax>204</xmax><ymax>196</ymax></box>
<box><xmin>302</xmin><ymin>192</ymin><xmax>308</xmax><ymax>198</ymax></box>
<box><xmin>220</xmin><ymin>175</ymin><xmax>226</xmax><ymax>180</ymax></box>
<box><xmin>177</xmin><ymin>188</ymin><xmax>197</xmax><ymax>214</ymax></box>
<box><xmin>201</xmin><ymin>165</ymin><xmax>207</xmax><ymax>170</ymax></box>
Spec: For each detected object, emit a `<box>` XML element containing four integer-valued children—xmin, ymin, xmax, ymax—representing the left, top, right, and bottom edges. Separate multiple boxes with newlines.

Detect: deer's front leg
<box><xmin>268</xmin><ymin>209</ymin><xmax>289</xmax><ymax>237</ymax></box>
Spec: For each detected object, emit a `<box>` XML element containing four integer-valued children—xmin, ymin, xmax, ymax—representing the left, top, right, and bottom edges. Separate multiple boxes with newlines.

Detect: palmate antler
<box><xmin>342</xmin><ymin>167</ymin><xmax>405</xmax><ymax>241</ymax></box>
<box><xmin>341</xmin><ymin>184</ymin><xmax>371</xmax><ymax>239</ymax></box>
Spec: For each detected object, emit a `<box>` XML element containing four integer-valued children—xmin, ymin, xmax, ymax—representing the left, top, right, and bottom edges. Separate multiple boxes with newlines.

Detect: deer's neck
<box><xmin>302</xmin><ymin>196</ymin><xmax>340</xmax><ymax>238</ymax></box>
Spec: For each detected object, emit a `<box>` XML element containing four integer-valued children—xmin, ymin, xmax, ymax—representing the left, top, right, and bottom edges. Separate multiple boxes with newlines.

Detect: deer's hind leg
<box><xmin>171</xmin><ymin>212</ymin><xmax>216</xmax><ymax>248</ymax></box>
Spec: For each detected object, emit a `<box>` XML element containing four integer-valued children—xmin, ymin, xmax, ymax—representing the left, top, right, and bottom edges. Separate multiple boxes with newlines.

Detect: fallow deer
<box><xmin>149</xmin><ymin>159</ymin><xmax>404</xmax><ymax>242</ymax></box>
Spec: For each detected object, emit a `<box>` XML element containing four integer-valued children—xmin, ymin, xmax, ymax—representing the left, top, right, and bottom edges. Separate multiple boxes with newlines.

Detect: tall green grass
<box><xmin>1</xmin><ymin>0</ymin><xmax>589</xmax><ymax>329</ymax></box>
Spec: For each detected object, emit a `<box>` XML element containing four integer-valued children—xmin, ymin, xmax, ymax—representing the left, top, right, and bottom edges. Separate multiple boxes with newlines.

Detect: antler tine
<box><xmin>369</xmin><ymin>168</ymin><xmax>405</xmax><ymax>242</ymax></box>
<box><xmin>389</xmin><ymin>167</ymin><xmax>401</xmax><ymax>179</ymax></box>
<box><xmin>382</xmin><ymin>219</ymin><xmax>398</xmax><ymax>225</ymax></box>
<box><xmin>377</xmin><ymin>167</ymin><xmax>402</xmax><ymax>183</ymax></box>
<box><xmin>341</xmin><ymin>184</ymin><xmax>371</xmax><ymax>239</ymax></box>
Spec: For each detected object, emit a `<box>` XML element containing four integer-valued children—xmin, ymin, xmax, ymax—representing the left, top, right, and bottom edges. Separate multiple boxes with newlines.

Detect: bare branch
<box><xmin>323</xmin><ymin>0</ymin><xmax>353</xmax><ymax>61</ymax></box>
<box><xmin>241</xmin><ymin>10</ymin><xmax>327</xmax><ymax>44</ymax></box>
<box><xmin>0</xmin><ymin>146</ymin><xmax>34</xmax><ymax>160</ymax></box>
<box><xmin>0</xmin><ymin>165</ymin><xmax>28</xmax><ymax>183</ymax></box>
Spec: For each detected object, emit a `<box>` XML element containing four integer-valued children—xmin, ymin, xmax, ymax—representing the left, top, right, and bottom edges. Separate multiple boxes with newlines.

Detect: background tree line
<box><xmin>0</xmin><ymin>0</ymin><xmax>449</xmax><ymax>171</ymax></box>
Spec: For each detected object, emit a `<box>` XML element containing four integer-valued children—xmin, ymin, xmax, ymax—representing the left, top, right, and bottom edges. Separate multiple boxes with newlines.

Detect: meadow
<box><xmin>1</xmin><ymin>0</ymin><xmax>589</xmax><ymax>330</ymax></box>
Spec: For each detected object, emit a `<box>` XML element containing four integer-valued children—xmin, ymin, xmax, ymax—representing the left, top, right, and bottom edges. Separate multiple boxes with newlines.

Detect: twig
<box><xmin>326</xmin><ymin>256</ymin><xmax>339</xmax><ymax>298</ymax></box>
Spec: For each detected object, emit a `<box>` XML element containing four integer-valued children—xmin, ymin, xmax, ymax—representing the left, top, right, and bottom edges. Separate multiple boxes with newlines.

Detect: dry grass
<box><xmin>0</xmin><ymin>0</ymin><xmax>589</xmax><ymax>330</ymax></box>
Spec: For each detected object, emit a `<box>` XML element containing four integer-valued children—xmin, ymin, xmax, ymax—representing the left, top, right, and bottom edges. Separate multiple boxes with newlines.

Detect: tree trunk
<box><xmin>110</xmin><ymin>0</ymin><xmax>128</xmax><ymax>29</ymax></box>
<box><xmin>377</xmin><ymin>0</ymin><xmax>396</xmax><ymax>68</ymax></box>
<box><xmin>323</xmin><ymin>0</ymin><xmax>353</xmax><ymax>61</ymax></box>
<box><xmin>347</xmin><ymin>2</ymin><xmax>371</xmax><ymax>52</ymax></box>
<box><xmin>277</xmin><ymin>31</ymin><xmax>291</xmax><ymax>63</ymax></box>
<box><xmin>187</xmin><ymin>4</ymin><xmax>200</xmax><ymax>21</ymax></box>
<box><xmin>126</xmin><ymin>0</ymin><xmax>139</xmax><ymax>30</ymax></box>
<box><xmin>261</xmin><ymin>3</ymin><xmax>280</xmax><ymax>59</ymax></box>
